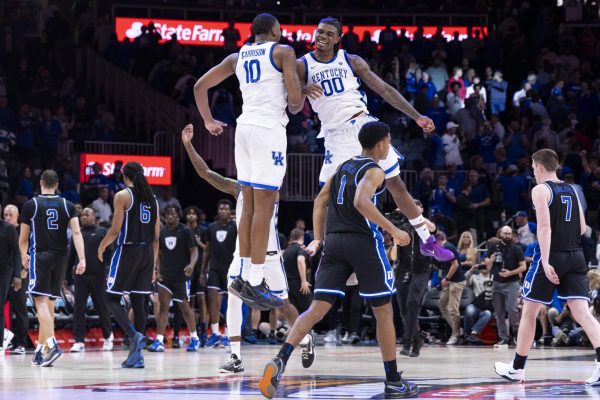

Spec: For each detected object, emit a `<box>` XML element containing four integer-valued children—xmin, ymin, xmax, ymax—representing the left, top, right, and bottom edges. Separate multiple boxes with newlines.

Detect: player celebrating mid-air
<box><xmin>98</xmin><ymin>162</ymin><xmax>160</xmax><ymax>369</ymax></box>
<box><xmin>19</xmin><ymin>170</ymin><xmax>86</xmax><ymax>367</ymax></box>
<box><xmin>194</xmin><ymin>13</ymin><xmax>303</xmax><ymax>309</ymax></box>
<box><xmin>147</xmin><ymin>204</ymin><xmax>200</xmax><ymax>352</ymax></box>
<box><xmin>182</xmin><ymin>123</ymin><xmax>314</xmax><ymax>374</ymax></box>
<box><xmin>298</xmin><ymin>17</ymin><xmax>451</xmax><ymax>262</ymax></box>
<box><xmin>495</xmin><ymin>149</ymin><xmax>600</xmax><ymax>386</ymax></box>
<box><xmin>259</xmin><ymin>122</ymin><xmax>418</xmax><ymax>399</ymax></box>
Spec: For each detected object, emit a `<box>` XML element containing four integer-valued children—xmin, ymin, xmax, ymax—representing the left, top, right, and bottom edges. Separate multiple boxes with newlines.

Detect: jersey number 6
<box><xmin>140</xmin><ymin>204</ymin><xmax>152</xmax><ymax>223</ymax></box>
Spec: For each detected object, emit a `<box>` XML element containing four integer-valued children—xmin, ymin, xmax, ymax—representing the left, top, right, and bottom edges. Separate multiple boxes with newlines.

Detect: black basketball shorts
<box><xmin>107</xmin><ymin>244</ymin><xmax>153</xmax><ymax>295</ymax></box>
<box><xmin>189</xmin><ymin>269</ymin><xmax>206</xmax><ymax>297</ymax></box>
<box><xmin>157</xmin><ymin>279</ymin><xmax>191</xmax><ymax>303</ymax></box>
<box><xmin>522</xmin><ymin>249</ymin><xmax>590</xmax><ymax>304</ymax></box>
<box><xmin>314</xmin><ymin>232</ymin><xmax>396</xmax><ymax>306</ymax></box>
<box><xmin>207</xmin><ymin>268</ymin><xmax>228</xmax><ymax>293</ymax></box>
<box><xmin>28</xmin><ymin>250</ymin><xmax>68</xmax><ymax>299</ymax></box>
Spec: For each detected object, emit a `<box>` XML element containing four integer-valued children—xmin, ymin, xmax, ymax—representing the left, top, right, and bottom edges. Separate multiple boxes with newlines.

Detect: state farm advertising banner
<box><xmin>115</xmin><ymin>17</ymin><xmax>485</xmax><ymax>47</ymax></box>
<box><xmin>80</xmin><ymin>154</ymin><xmax>172</xmax><ymax>186</ymax></box>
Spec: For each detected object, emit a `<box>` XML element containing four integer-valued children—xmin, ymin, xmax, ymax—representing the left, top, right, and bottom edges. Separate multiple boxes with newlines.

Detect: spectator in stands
<box><xmin>446</xmin><ymin>82</ymin><xmax>464</xmax><ymax>117</ymax></box>
<box><xmin>504</xmin><ymin>119</ymin><xmax>529</xmax><ymax>164</ymax></box>
<box><xmin>430</xmin><ymin>175</ymin><xmax>455</xmax><ymax>218</ymax></box>
<box><xmin>454</xmin><ymin>182</ymin><xmax>477</xmax><ymax>242</ymax></box>
<box><xmin>497</xmin><ymin>165</ymin><xmax>528</xmax><ymax>217</ymax></box>
<box><xmin>157</xmin><ymin>187</ymin><xmax>182</xmax><ymax>216</ymax></box>
<box><xmin>223</xmin><ymin>20</ymin><xmax>241</xmax><ymax>54</ymax></box>
<box><xmin>442</xmin><ymin>122</ymin><xmax>463</xmax><ymax>169</ymax></box>
<box><xmin>464</xmin><ymin>261</ymin><xmax>493</xmax><ymax>344</ymax></box>
<box><xmin>404</xmin><ymin>59</ymin><xmax>421</xmax><ymax>102</ymax></box>
<box><xmin>425</xmin><ymin>95</ymin><xmax>448</xmax><ymax>134</ymax></box>
<box><xmin>467</xmin><ymin>169</ymin><xmax>491</xmax><ymax>239</ymax></box>
<box><xmin>210</xmin><ymin>88</ymin><xmax>235</xmax><ymax>127</ymax></box>
<box><xmin>379</xmin><ymin>24</ymin><xmax>397</xmax><ymax>62</ymax></box>
<box><xmin>414</xmin><ymin>168</ymin><xmax>434</xmax><ymax>212</ymax></box>
<box><xmin>425</xmin><ymin>130</ymin><xmax>445</xmax><ymax>169</ymax></box>
<box><xmin>39</xmin><ymin>107</ymin><xmax>62</xmax><ymax>166</ymax></box>
<box><xmin>108</xmin><ymin>167</ymin><xmax>126</xmax><ymax>199</ymax></box>
<box><xmin>70</xmin><ymin>96</ymin><xmax>92</xmax><ymax>151</ymax></box>
<box><xmin>426</xmin><ymin>57</ymin><xmax>449</xmax><ymax>96</ymax></box>
<box><xmin>15</xmin><ymin>166</ymin><xmax>34</xmax><ymax>204</ymax></box>
<box><xmin>91</xmin><ymin>186</ymin><xmax>112</xmax><ymax>224</ymax></box>
<box><xmin>446</xmin><ymin>162</ymin><xmax>464</xmax><ymax>196</ymax></box>
<box><xmin>417</xmin><ymin>71</ymin><xmax>437</xmax><ymax>103</ymax></box>
<box><xmin>564</xmin><ymin>173</ymin><xmax>587</xmax><ymax>213</ymax></box>
<box><xmin>513</xmin><ymin>211</ymin><xmax>537</xmax><ymax>248</ymax></box>
<box><xmin>487</xmin><ymin>71</ymin><xmax>508</xmax><ymax>115</ymax></box>
<box><xmin>447</xmin><ymin>67</ymin><xmax>466</xmax><ymax>100</ymax></box>
<box><xmin>466</xmin><ymin>76</ymin><xmax>487</xmax><ymax>105</ymax></box>
<box><xmin>436</xmin><ymin>231</ymin><xmax>465</xmax><ymax>345</ymax></box>
<box><xmin>15</xmin><ymin>103</ymin><xmax>36</xmax><ymax>159</ymax></box>
<box><xmin>488</xmin><ymin>226</ymin><xmax>526</xmax><ymax>346</ymax></box>
<box><xmin>457</xmin><ymin>230</ymin><xmax>479</xmax><ymax>270</ymax></box>
<box><xmin>341</xmin><ymin>24</ymin><xmax>360</xmax><ymax>54</ymax></box>
<box><xmin>359</xmin><ymin>31</ymin><xmax>376</xmax><ymax>59</ymax></box>
<box><xmin>294</xmin><ymin>219</ymin><xmax>312</xmax><ymax>246</ymax></box>
<box><xmin>532</xmin><ymin>118</ymin><xmax>559</xmax><ymax>152</ymax></box>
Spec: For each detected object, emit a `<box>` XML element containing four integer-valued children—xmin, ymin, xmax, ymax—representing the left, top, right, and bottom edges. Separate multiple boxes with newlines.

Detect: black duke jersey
<box><xmin>19</xmin><ymin>195</ymin><xmax>75</xmax><ymax>252</ymax></box>
<box><xmin>117</xmin><ymin>188</ymin><xmax>158</xmax><ymax>245</ymax></box>
<box><xmin>544</xmin><ymin>181</ymin><xmax>582</xmax><ymax>251</ymax></box>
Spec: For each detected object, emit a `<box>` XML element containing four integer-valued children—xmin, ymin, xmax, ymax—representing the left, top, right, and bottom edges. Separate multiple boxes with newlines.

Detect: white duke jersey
<box><xmin>303</xmin><ymin>49</ymin><xmax>368</xmax><ymax>132</ymax></box>
<box><xmin>235</xmin><ymin>42</ymin><xmax>288</xmax><ymax>129</ymax></box>
<box><xmin>233</xmin><ymin>192</ymin><xmax>281</xmax><ymax>260</ymax></box>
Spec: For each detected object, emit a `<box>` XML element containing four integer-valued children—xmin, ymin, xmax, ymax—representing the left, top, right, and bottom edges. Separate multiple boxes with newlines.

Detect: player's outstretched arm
<box><xmin>354</xmin><ymin>168</ymin><xmax>410</xmax><ymax>246</ymax></box>
<box><xmin>181</xmin><ymin>124</ymin><xmax>240</xmax><ymax>198</ymax></box>
<box><xmin>276</xmin><ymin>45</ymin><xmax>303</xmax><ymax>113</ymax></box>
<box><xmin>98</xmin><ymin>190</ymin><xmax>127</xmax><ymax>262</ymax></box>
<box><xmin>69</xmin><ymin>217</ymin><xmax>86</xmax><ymax>275</ymax></box>
<box><xmin>193</xmin><ymin>53</ymin><xmax>237</xmax><ymax>135</ymax></box>
<box><xmin>349</xmin><ymin>54</ymin><xmax>434</xmax><ymax>133</ymax></box>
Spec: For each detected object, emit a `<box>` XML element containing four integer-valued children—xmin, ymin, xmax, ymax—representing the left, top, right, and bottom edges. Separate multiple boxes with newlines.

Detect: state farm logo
<box><xmin>123</xmin><ymin>20</ymin><xmax>225</xmax><ymax>42</ymax></box>
<box><xmin>80</xmin><ymin>154</ymin><xmax>172</xmax><ymax>186</ymax></box>
<box><xmin>85</xmin><ymin>161</ymin><xmax>166</xmax><ymax>178</ymax></box>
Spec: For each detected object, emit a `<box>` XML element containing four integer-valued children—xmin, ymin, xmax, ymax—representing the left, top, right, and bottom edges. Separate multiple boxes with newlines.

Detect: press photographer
<box><xmin>387</xmin><ymin>200</ymin><xmax>436</xmax><ymax>357</ymax></box>
<box><xmin>487</xmin><ymin>226</ymin><xmax>526</xmax><ymax>346</ymax></box>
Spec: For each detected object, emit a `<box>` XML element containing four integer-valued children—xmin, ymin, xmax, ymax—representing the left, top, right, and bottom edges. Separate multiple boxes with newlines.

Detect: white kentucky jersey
<box><xmin>303</xmin><ymin>49</ymin><xmax>368</xmax><ymax>132</ymax></box>
<box><xmin>235</xmin><ymin>42</ymin><xmax>288</xmax><ymax>129</ymax></box>
<box><xmin>233</xmin><ymin>191</ymin><xmax>281</xmax><ymax>260</ymax></box>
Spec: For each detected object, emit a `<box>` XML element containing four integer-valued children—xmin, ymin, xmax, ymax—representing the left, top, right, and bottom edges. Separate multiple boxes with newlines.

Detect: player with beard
<box><xmin>297</xmin><ymin>17</ymin><xmax>452</xmax><ymax>263</ymax></box>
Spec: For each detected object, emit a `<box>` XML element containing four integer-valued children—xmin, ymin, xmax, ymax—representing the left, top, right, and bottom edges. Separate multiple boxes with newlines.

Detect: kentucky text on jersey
<box><xmin>310</xmin><ymin>68</ymin><xmax>350</xmax><ymax>84</ymax></box>
<box><xmin>240</xmin><ymin>48</ymin><xmax>266</xmax><ymax>58</ymax></box>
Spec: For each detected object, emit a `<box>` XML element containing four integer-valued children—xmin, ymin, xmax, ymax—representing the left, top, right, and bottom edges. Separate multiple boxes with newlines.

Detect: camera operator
<box><xmin>487</xmin><ymin>225</ymin><xmax>526</xmax><ymax>346</ymax></box>
<box><xmin>389</xmin><ymin>200</ymin><xmax>436</xmax><ymax>357</ymax></box>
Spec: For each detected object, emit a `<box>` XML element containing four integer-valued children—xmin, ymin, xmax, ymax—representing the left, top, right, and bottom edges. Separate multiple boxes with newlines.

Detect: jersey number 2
<box><xmin>243</xmin><ymin>60</ymin><xmax>261</xmax><ymax>84</ymax></box>
<box><xmin>46</xmin><ymin>209</ymin><xmax>58</xmax><ymax>230</ymax></box>
<box><xmin>560</xmin><ymin>195</ymin><xmax>572</xmax><ymax>222</ymax></box>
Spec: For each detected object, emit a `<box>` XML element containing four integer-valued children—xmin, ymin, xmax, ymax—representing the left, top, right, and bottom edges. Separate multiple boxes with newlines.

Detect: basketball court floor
<box><xmin>2</xmin><ymin>344</ymin><xmax>600</xmax><ymax>399</ymax></box>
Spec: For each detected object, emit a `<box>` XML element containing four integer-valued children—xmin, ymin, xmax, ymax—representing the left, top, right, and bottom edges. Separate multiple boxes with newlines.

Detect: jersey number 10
<box><xmin>243</xmin><ymin>60</ymin><xmax>261</xmax><ymax>84</ymax></box>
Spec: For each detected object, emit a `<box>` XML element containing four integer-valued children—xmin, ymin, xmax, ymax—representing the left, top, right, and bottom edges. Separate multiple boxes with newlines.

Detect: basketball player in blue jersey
<box><xmin>97</xmin><ymin>162</ymin><xmax>160</xmax><ymax>368</ymax></box>
<box><xmin>19</xmin><ymin>170</ymin><xmax>86</xmax><ymax>367</ymax></box>
<box><xmin>259</xmin><ymin>122</ymin><xmax>418</xmax><ymax>399</ymax></box>
<box><xmin>182</xmin><ymin>124</ymin><xmax>314</xmax><ymax>373</ymax></box>
<box><xmin>194</xmin><ymin>13</ymin><xmax>303</xmax><ymax>309</ymax></box>
<box><xmin>495</xmin><ymin>149</ymin><xmax>600</xmax><ymax>386</ymax></box>
<box><xmin>297</xmin><ymin>17</ymin><xmax>452</xmax><ymax>262</ymax></box>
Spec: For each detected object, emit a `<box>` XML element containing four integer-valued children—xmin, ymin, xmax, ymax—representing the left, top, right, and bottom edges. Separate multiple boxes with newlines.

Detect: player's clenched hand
<box><xmin>184</xmin><ymin>264</ymin><xmax>194</xmax><ymax>277</ymax></box>
<box><xmin>543</xmin><ymin>264</ymin><xmax>560</xmax><ymax>285</ymax></box>
<box><xmin>97</xmin><ymin>245</ymin><xmax>106</xmax><ymax>262</ymax></box>
<box><xmin>305</xmin><ymin>239</ymin><xmax>322</xmax><ymax>256</ymax></box>
<box><xmin>21</xmin><ymin>253</ymin><xmax>30</xmax><ymax>270</ymax></box>
<box><xmin>416</xmin><ymin>116</ymin><xmax>435</xmax><ymax>134</ymax></box>
<box><xmin>205</xmin><ymin>119</ymin><xmax>227</xmax><ymax>136</ymax></box>
<box><xmin>391</xmin><ymin>228</ymin><xmax>411</xmax><ymax>247</ymax></box>
<box><xmin>75</xmin><ymin>260</ymin><xmax>86</xmax><ymax>275</ymax></box>
<box><xmin>302</xmin><ymin>84</ymin><xmax>324</xmax><ymax>100</ymax></box>
<box><xmin>181</xmin><ymin>123</ymin><xmax>194</xmax><ymax>145</ymax></box>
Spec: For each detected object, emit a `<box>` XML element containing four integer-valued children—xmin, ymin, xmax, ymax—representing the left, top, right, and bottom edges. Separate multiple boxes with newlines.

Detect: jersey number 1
<box><xmin>243</xmin><ymin>60</ymin><xmax>261</xmax><ymax>84</ymax></box>
<box><xmin>560</xmin><ymin>195</ymin><xmax>572</xmax><ymax>222</ymax></box>
<box><xmin>336</xmin><ymin>175</ymin><xmax>347</xmax><ymax>204</ymax></box>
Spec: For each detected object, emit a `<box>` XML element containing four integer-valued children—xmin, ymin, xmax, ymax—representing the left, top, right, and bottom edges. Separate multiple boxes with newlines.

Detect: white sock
<box><xmin>105</xmin><ymin>333</ymin><xmax>114</xmax><ymax>342</ymax></box>
<box><xmin>241</xmin><ymin>257</ymin><xmax>251</xmax><ymax>280</ymax></box>
<box><xmin>227</xmin><ymin>294</ymin><xmax>244</xmax><ymax>338</ymax></box>
<box><xmin>231</xmin><ymin>341</ymin><xmax>241</xmax><ymax>358</ymax></box>
<box><xmin>36</xmin><ymin>344</ymin><xmax>44</xmax><ymax>352</ymax></box>
<box><xmin>190</xmin><ymin>331</ymin><xmax>198</xmax><ymax>339</ymax></box>
<box><xmin>156</xmin><ymin>334</ymin><xmax>164</xmax><ymax>343</ymax></box>
<box><xmin>409</xmin><ymin>216</ymin><xmax>431</xmax><ymax>243</ymax></box>
<box><xmin>223</xmin><ymin>327</ymin><xmax>229</xmax><ymax>337</ymax></box>
<box><xmin>299</xmin><ymin>334</ymin><xmax>310</xmax><ymax>346</ymax></box>
<box><xmin>211</xmin><ymin>323</ymin><xmax>220</xmax><ymax>336</ymax></box>
<box><xmin>46</xmin><ymin>337</ymin><xmax>56</xmax><ymax>349</ymax></box>
<box><xmin>248</xmin><ymin>263</ymin><xmax>264</xmax><ymax>286</ymax></box>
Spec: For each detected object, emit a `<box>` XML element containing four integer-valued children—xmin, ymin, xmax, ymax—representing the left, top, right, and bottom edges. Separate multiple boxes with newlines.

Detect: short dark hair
<box><xmin>163</xmin><ymin>204</ymin><xmax>181</xmax><ymax>217</ymax></box>
<box><xmin>358</xmin><ymin>121</ymin><xmax>390</xmax><ymax>150</ymax></box>
<box><xmin>217</xmin><ymin>199</ymin><xmax>233</xmax><ymax>210</ymax></box>
<box><xmin>532</xmin><ymin>148</ymin><xmax>558</xmax><ymax>172</ymax></box>
<box><xmin>318</xmin><ymin>16</ymin><xmax>342</xmax><ymax>52</ymax></box>
<box><xmin>252</xmin><ymin>13</ymin><xmax>278</xmax><ymax>35</ymax></box>
<box><xmin>184</xmin><ymin>205</ymin><xmax>201</xmax><ymax>218</ymax></box>
<box><xmin>41</xmin><ymin>170</ymin><xmax>59</xmax><ymax>188</ymax></box>
<box><xmin>290</xmin><ymin>228</ymin><xmax>304</xmax><ymax>242</ymax></box>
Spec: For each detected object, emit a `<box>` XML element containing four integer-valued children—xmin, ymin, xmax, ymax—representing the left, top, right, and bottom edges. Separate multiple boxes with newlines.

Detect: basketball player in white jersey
<box><xmin>194</xmin><ymin>14</ymin><xmax>303</xmax><ymax>309</ymax></box>
<box><xmin>182</xmin><ymin>124</ymin><xmax>315</xmax><ymax>373</ymax></box>
<box><xmin>298</xmin><ymin>17</ymin><xmax>452</xmax><ymax>262</ymax></box>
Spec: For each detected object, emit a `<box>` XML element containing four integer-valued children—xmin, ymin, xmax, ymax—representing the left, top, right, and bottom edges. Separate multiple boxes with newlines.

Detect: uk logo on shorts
<box><xmin>272</xmin><ymin>151</ymin><xmax>284</xmax><ymax>166</ymax></box>
<box><xmin>216</xmin><ymin>230</ymin><xmax>228</xmax><ymax>242</ymax></box>
<box><xmin>324</xmin><ymin>150</ymin><xmax>333</xmax><ymax>164</ymax></box>
<box><xmin>165</xmin><ymin>236</ymin><xmax>177</xmax><ymax>250</ymax></box>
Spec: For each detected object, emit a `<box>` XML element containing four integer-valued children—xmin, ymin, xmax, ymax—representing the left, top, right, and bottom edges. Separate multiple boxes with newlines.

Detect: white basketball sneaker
<box><xmin>1</xmin><ymin>329</ymin><xmax>14</xmax><ymax>351</ymax></box>
<box><xmin>70</xmin><ymin>342</ymin><xmax>85</xmax><ymax>352</ymax></box>
<box><xmin>494</xmin><ymin>361</ymin><xmax>525</xmax><ymax>383</ymax></box>
<box><xmin>103</xmin><ymin>333</ymin><xmax>114</xmax><ymax>351</ymax></box>
<box><xmin>586</xmin><ymin>362</ymin><xmax>600</xmax><ymax>386</ymax></box>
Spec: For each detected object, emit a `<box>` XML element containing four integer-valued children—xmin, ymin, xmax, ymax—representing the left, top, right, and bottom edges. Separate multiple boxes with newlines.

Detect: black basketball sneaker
<box><xmin>301</xmin><ymin>332</ymin><xmax>315</xmax><ymax>368</ymax></box>
<box><xmin>259</xmin><ymin>356</ymin><xmax>286</xmax><ymax>399</ymax></box>
<box><xmin>219</xmin><ymin>354</ymin><xmax>244</xmax><ymax>374</ymax></box>
<box><xmin>384</xmin><ymin>375</ymin><xmax>419</xmax><ymax>398</ymax></box>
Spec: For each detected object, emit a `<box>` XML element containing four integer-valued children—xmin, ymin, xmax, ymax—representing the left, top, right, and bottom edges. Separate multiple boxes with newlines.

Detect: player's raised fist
<box><xmin>416</xmin><ymin>116</ymin><xmax>435</xmax><ymax>134</ymax></box>
<box><xmin>205</xmin><ymin>119</ymin><xmax>228</xmax><ymax>136</ymax></box>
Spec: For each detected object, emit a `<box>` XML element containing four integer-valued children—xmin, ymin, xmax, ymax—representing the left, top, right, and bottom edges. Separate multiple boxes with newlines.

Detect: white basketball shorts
<box><xmin>235</xmin><ymin>123</ymin><xmax>287</xmax><ymax>190</ymax></box>
<box><xmin>318</xmin><ymin>114</ymin><xmax>403</xmax><ymax>184</ymax></box>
